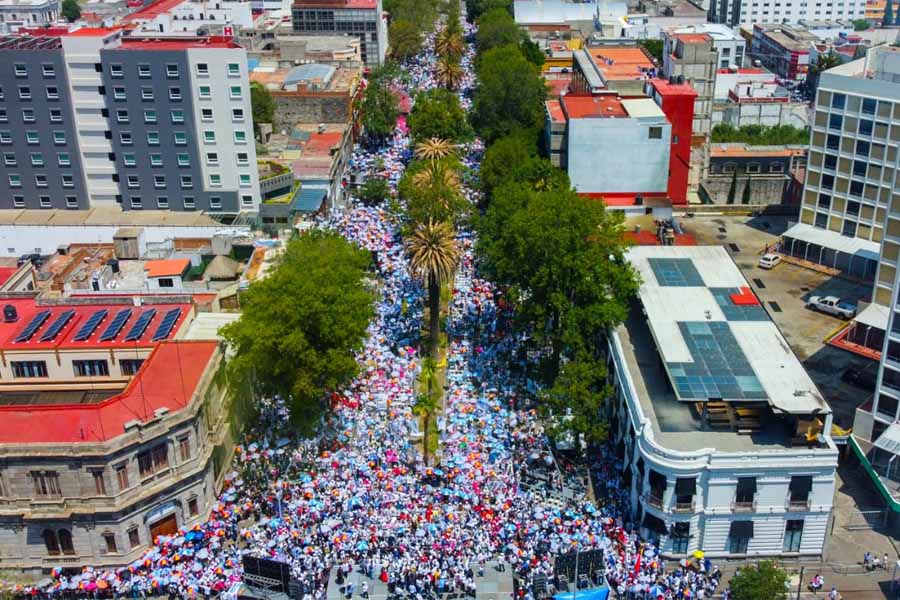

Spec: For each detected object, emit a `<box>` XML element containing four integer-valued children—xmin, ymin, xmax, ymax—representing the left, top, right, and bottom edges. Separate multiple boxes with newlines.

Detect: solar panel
<box><xmin>14</xmin><ymin>310</ymin><xmax>52</xmax><ymax>343</ymax></box>
<box><xmin>73</xmin><ymin>309</ymin><xmax>109</xmax><ymax>341</ymax></box>
<box><xmin>99</xmin><ymin>308</ymin><xmax>133</xmax><ymax>342</ymax></box>
<box><xmin>124</xmin><ymin>309</ymin><xmax>157</xmax><ymax>342</ymax></box>
<box><xmin>151</xmin><ymin>308</ymin><xmax>182</xmax><ymax>341</ymax></box>
<box><xmin>39</xmin><ymin>309</ymin><xmax>76</xmax><ymax>342</ymax></box>
<box><xmin>649</xmin><ymin>258</ymin><xmax>705</xmax><ymax>287</ymax></box>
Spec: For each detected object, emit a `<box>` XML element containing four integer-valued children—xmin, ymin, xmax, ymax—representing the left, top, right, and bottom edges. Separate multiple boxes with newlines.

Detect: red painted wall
<box><xmin>648</xmin><ymin>80</ymin><xmax>696</xmax><ymax>206</ymax></box>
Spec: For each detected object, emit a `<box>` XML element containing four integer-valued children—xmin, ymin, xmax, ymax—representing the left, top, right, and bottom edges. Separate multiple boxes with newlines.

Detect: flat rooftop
<box><xmin>0</xmin><ymin>206</ymin><xmax>222</xmax><ymax>227</ymax></box>
<box><xmin>615</xmin><ymin>246</ymin><xmax>830</xmax><ymax>451</ymax></box>
<box><xmin>587</xmin><ymin>46</ymin><xmax>655</xmax><ymax>81</ymax></box>
<box><xmin>753</xmin><ymin>24</ymin><xmax>817</xmax><ymax>52</ymax></box>
<box><xmin>560</xmin><ymin>94</ymin><xmax>665</xmax><ymax>120</ymax></box>
<box><xmin>709</xmin><ymin>143</ymin><xmax>807</xmax><ymax>158</ymax></box>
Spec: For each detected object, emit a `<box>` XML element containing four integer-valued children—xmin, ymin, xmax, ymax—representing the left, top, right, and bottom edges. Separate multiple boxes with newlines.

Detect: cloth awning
<box><xmin>642</xmin><ymin>513</ymin><xmax>667</xmax><ymax>535</ymax></box>
<box><xmin>729</xmin><ymin>521</ymin><xmax>754</xmax><ymax>538</ymax></box>
<box><xmin>675</xmin><ymin>477</ymin><xmax>696</xmax><ymax>496</ymax></box>
<box><xmin>874</xmin><ymin>423</ymin><xmax>900</xmax><ymax>456</ymax></box>
<box><xmin>783</xmin><ymin>222</ymin><xmax>880</xmax><ymax>262</ymax></box>
<box><xmin>649</xmin><ymin>469</ymin><xmax>667</xmax><ymax>489</ymax></box>
<box><xmin>789</xmin><ymin>475</ymin><xmax>813</xmax><ymax>495</ymax></box>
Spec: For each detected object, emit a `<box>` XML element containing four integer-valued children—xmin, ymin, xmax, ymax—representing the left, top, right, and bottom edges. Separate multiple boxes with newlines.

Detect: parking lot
<box><xmin>680</xmin><ymin>215</ymin><xmax>875</xmax><ymax>429</ymax></box>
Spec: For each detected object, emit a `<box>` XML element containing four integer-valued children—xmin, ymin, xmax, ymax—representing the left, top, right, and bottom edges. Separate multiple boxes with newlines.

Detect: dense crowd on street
<box><xmin>9</xmin><ymin>24</ymin><xmax>732</xmax><ymax>600</ymax></box>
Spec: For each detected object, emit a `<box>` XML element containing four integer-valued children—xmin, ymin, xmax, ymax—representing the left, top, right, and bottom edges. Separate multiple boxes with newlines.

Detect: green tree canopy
<box><xmin>519</xmin><ymin>37</ymin><xmax>546</xmax><ymax>68</ymax></box>
<box><xmin>473</xmin><ymin>44</ymin><xmax>547</xmax><ymax>144</ymax></box>
<box><xmin>385</xmin><ymin>0</ymin><xmax>438</xmax><ymax>32</ymax></box>
<box><xmin>852</xmin><ymin>18</ymin><xmax>871</xmax><ymax>30</ymax></box>
<box><xmin>541</xmin><ymin>353</ymin><xmax>612</xmax><ymax>447</ymax></box>
<box><xmin>61</xmin><ymin>0</ymin><xmax>81</xmax><ymax>22</ymax></box>
<box><xmin>221</xmin><ymin>232</ymin><xmax>374</xmax><ymax>432</ymax></box>
<box><xmin>480</xmin><ymin>128</ymin><xmax>539</xmax><ymax>197</ymax></box>
<box><xmin>729</xmin><ymin>562</ymin><xmax>789</xmax><ymax>600</ymax></box>
<box><xmin>711</xmin><ymin>123</ymin><xmax>809</xmax><ymax>145</ymax></box>
<box><xmin>250</xmin><ymin>82</ymin><xmax>274</xmax><ymax>132</ymax></box>
<box><xmin>362</xmin><ymin>70</ymin><xmax>400</xmax><ymax>140</ymax></box>
<box><xmin>408</xmin><ymin>88</ymin><xmax>472</xmax><ymax>144</ymax></box>
<box><xmin>475</xmin><ymin>8</ymin><xmax>521</xmax><ymax>55</ymax></box>
<box><xmin>465</xmin><ymin>0</ymin><xmax>510</xmax><ymax>22</ymax></box>
<box><xmin>389</xmin><ymin>19</ymin><xmax>423</xmax><ymax>60</ymax></box>
<box><xmin>358</xmin><ymin>177</ymin><xmax>390</xmax><ymax>205</ymax></box>
<box><xmin>477</xmin><ymin>184</ymin><xmax>640</xmax><ymax>379</ymax></box>
<box><xmin>399</xmin><ymin>156</ymin><xmax>468</xmax><ymax>224</ymax></box>
<box><xmin>638</xmin><ymin>39</ymin><xmax>663</xmax><ymax>62</ymax></box>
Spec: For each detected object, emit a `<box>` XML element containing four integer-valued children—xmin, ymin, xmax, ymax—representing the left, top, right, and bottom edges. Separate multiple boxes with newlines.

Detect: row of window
<box><xmin>3</xmin><ymin>152</ymin><xmax>71</xmax><ymax>167</ymax></box>
<box><xmin>107</xmin><ymin>103</ymin><xmax>243</xmax><ymax>125</ymax></box>
<box><xmin>0</xmin><ymin>107</ymin><xmax>64</xmax><ymax>123</ymax></box>
<box><xmin>832</xmin><ymin>93</ymin><xmax>881</xmax><ymax>116</ymax></box>
<box><xmin>121</xmin><ymin>173</ymin><xmax>253</xmax><ymax>189</ymax></box>
<box><xmin>0</xmin><ymin>130</ymin><xmax>66</xmax><ymax>145</ymax></box>
<box><xmin>711</xmin><ymin>162</ymin><xmax>785</xmax><ymax>175</ymax></box>
<box><xmin>107</xmin><ymin>83</ymin><xmax>244</xmax><ymax>101</ymax></box>
<box><xmin>9</xmin><ymin>358</ymin><xmax>143</xmax><ymax>379</ymax></box>
<box><xmin>0</xmin><ymin>85</ymin><xmax>61</xmax><ymax>101</ymax></box>
<box><xmin>821</xmin><ymin>111</ymin><xmax>896</xmax><ymax>139</ymax></box>
<box><xmin>811</xmin><ymin>211</ymin><xmax>862</xmax><ymax>237</ymax></box>
<box><xmin>654</xmin><ymin>519</ymin><xmax>805</xmax><ymax>554</ymax></box>
<box><xmin>120</xmin><ymin>150</ymin><xmax>250</xmax><ymax>168</ymax></box>
<box><xmin>12</xmin><ymin>63</ymin><xmax>55</xmax><ymax>78</ymax></box>
<box><xmin>7</xmin><ymin>195</ymin><xmax>79</xmax><ymax>209</ymax></box>
<box><xmin>111</xmin><ymin>129</ymin><xmax>247</xmax><ymax>146</ymax></box>
<box><xmin>6</xmin><ymin>173</ymin><xmax>75</xmax><ymax>189</ymax></box>
<box><xmin>108</xmin><ymin>61</ymin><xmax>240</xmax><ymax>79</ymax></box>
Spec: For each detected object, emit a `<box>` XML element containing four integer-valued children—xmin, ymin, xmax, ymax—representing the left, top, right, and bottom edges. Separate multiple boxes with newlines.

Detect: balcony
<box><xmin>673</xmin><ymin>498</ymin><xmax>696</xmax><ymax>514</ymax></box>
<box><xmin>786</xmin><ymin>497</ymin><xmax>811</xmax><ymax>512</ymax></box>
<box><xmin>732</xmin><ymin>498</ymin><xmax>757</xmax><ymax>513</ymax></box>
<box><xmin>643</xmin><ymin>492</ymin><xmax>665</xmax><ymax>510</ymax></box>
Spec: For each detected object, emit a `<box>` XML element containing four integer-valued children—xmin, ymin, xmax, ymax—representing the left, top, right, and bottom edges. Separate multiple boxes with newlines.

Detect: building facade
<box><xmin>291</xmin><ymin>0</ymin><xmax>386</xmax><ymax>67</ymax></box>
<box><xmin>709</xmin><ymin>0</ymin><xmax>864</xmax><ymax>27</ymax></box>
<box><xmin>662</xmin><ymin>33</ymin><xmax>718</xmax><ymax>138</ymax></box>
<box><xmin>0</xmin><ymin>0</ymin><xmax>57</xmax><ymax>33</ymax></box>
<box><xmin>0</xmin><ymin>30</ymin><xmax>259</xmax><ymax>214</ymax></box>
<box><xmin>608</xmin><ymin>245</ymin><xmax>838</xmax><ymax>558</ymax></box>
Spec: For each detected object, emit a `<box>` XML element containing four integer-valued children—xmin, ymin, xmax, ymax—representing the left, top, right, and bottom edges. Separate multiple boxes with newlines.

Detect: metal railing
<box><xmin>731</xmin><ymin>498</ymin><xmax>757</xmax><ymax>512</ymax></box>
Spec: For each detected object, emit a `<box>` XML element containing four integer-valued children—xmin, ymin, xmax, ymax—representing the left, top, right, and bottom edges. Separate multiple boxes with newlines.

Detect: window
<box><xmin>815</xmin><ymin>212</ymin><xmax>828</xmax><ymax>228</ymax></box>
<box><xmin>58</xmin><ymin>530</ymin><xmax>74</xmax><ymax>555</ymax></box>
<box><xmin>783</xmin><ymin>520</ymin><xmax>803</xmax><ymax>552</ymax></box>
<box><xmin>232</xmin><ymin>108</ymin><xmax>244</xmax><ymax>121</ymax></box>
<box><xmin>147</xmin><ymin>132</ymin><xmax>160</xmax><ymax>145</ymax></box>
<box><xmin>113</xmin><ymin>86</ymin><xmax>126</xmax><ymax>100</ymax></box>
<box><xmin>115</xmin><ymin>464</ymin><xmax>129</xmax><ymax>490</ymax></box>
<box><xmin>120</xmin><ymin>358</ymin><xmax>144</xmax><ymax>375</ymax></box>
<box><xmin>831</xmin><ymin>93</ymin><xmax>846</xmax><ymax>109</ymax></box>
<box><xmin>169</xmin><ymin>86</ymin><xmax>182</xmax><ymax>101</ymax></box>
<box><xmin>102</xmin><ymin>533</ymin><xmax>117</xmax><ymax>554</ymax></box>
<box><xmin>671</xmin><ymin>522</ymin><xmax>690</xmax><ymax>554</ymax></box>
<box><xmin>137</xmin><ymin>444</ymin><xmax>168</xmax><ymax>478</ymax></box>
<box><xmin>648</xmin><ymin>126</ymin><xmax>662</xmax><ymax>139</ymax></box>
<box><xmin>850</xmin><ymin>180</ymin><xmax>864</xmax><ymax>196</ymax></box>
<box><xmin>14</xmin><ymin>63</ymin><xmax>26</xmax><ymax>77</ymax></box>
<box><xmin>821</xmin><ymin>174</ymin><xmax>834</xmax><ymax>190</ymax></box>
<box><xmin>8</xmin><ymin>174</ymin><xmax>21</xmax><ymax>188</ymax></box>
<box><xmin>166</xmin><ymin>64</ymin><xmax>179</xmax><ymax>78</ymax></box>
<box><xmin>769</xmin><ymin>162</ymin><xmax>784</xmax><ymax>173</ymax></box>
<box><xmin>735</xmin><ymin>477</ymin><xmax>756</xmax><ymax>507</ymax></box>
<box><xmin>242</xmin><ymin>195</ymin><xmax>254</xmax><ymax>207</ymax></box>
<box><xmin>138</xmin><ymin>63</ymin><xmax>151</xmax><ymax>78</ymax></box>
<box><xmin>53</xmin><ymin>131</ymin><xmax>65</xmax><ymax>145</ymax></box>
<box><xmin>18</xmin><ymin>86</ymin><xmax>31</xmax><ymax>100</ymax></box>
<box><xmin>128</xmin><ymin>527</ymin><xmax>140</xmax><ymax>549</ymax></box>
<box><xmin>788</xmin><ymin>475</ymin><xmax>812</xmax><ymax>506</ymax></box>
<box><xmin>178</xmin><ymin>435</ymin><xmax>191</xmax><ymax>461</ymax></box>
<box><xmin>209</xmin><ymin>174</ymin><xmax>222</xmax><ymax>187</ymax></box>
<box><xmin>22</xmin><ymin>108</ymin><xmax>35</xmax><ymax>122</ymax></box>
<box><xmin>12</xmin><ymin>360</ymin><xmax>47</xmax><ymax>377</ymax></box>
<box><xmin>818</xmin><ymin>193</ymin><xmax>831</xmax><ymax>209</ymax></box>
<box><xmin>43</xmin><ymin>530</ymin><xmax>60</xmax><ymax>556</ymax></box>
<box><xmin>92</xmin><ymin>470</ymin><xmax>106</xmax><ymax>495</ymax></box>
<box><xmin>201</xmin><ymin>108</ymin><xmax>213</xmax><ymax>121</ymax></box>
<box><xmin>853</xmin><ymin>160</ymin><xmax>867</xmax><ymax>177</ymax></box>
<box><xmin>26</xmin><ymin>131</ymin><xmax>39</xmax><ymax>144</ymax></box>
<box><xmin>229</xmin><ymin>85</ymin><xmax>242</xmax><ymax>99</ymax></box>
<box><xmin>860</xmin><ymin>119</ymin><xmax>874</xmax><ymax>136</ymax></box>
<box><xmin>30</xmin><ymin>153</ymin><xmax>43</xmax><ymax>167</ymax></box>
<box><xmin>227</xmin><ymin>62</ymin><xmax>240</xmax><ymax>76</ymax></box>
<box><xmin>176</xmin><ymin>153</ymin><xmax>190</xmax><ymax>167</ymax></box>
<box><xmin>183</xmin><ymin>196</ymin><xmax>195</xmax><ymax>209</ymax></box>
<box><xmin>842</xmin><ymin>219</ymin><xmax>857</xmax><ymax>237</ymax></box>
<box><xmin>826</xmin><ymin>134</ymin><xmax>840</xmax><ymax>150</ymax></box>
<box><xmin>35</xmin><ymin>174</ymin><xmax>47</xmax><ymax>188</ymax></box>
<box><xmin>0</xmin><ymin>131</ymin><xmax>10</xmax><ymax>144</ymax></box>
<box><xmin>239</xmin><ymin>174</ymin><xmax>251</xmax><ymax>187</ymax></box>
<box><xmin>878</xmin><ymin>393</ymin><xmax>899</xmax><ymax>419</ymax></box>
<box><xmin>65</xmin><ymin>196</ymin><xmax>77</xmax><ymax>209</ymax></box>
<box><xmin>46</xmin><ymin>86</ymin><xmax>58</xmax><ymax>100</ymax></box>
<box><xmin>110</xmin><ymin>64</ymin><xmax>123</xmax><ymax>78</ymax></box>
<box><xmin>31</xmin><ymin>470</ymin><xmax>61</xmax><ymax>497</ymax></box>
<box><xmin>49</xmin><ymin>109</ymin><xmax>62</xmax><ymax>123</ymax></box>
<box><xmin>174</xmin><ymin>132</ymin><xmax>187</xmax><ymax>145</ymax></box>
<box><xmin>196</xmin><ymin>63</ymin><xmax>209</xmax><ymax>76</ymax></box>
<box><xmin>39</xmin><ymin>196</ymin><xmax>51</xmax><ymax>208</ymax></box>
<box><xmin>180</xmin><ymin>175</ymin><xmax>193</xmax><ymax>189</ymax></box>
<box><xmin>728</xmin><ymin>521</ymin><xmax>752</xmax><ymax>554</ymax></box>
<box><xmin>862</xmin><ymin>98</ymin><xmax>877</xmax><ymax>115</ymax></box>
<box><xmin>745</xmin><ymin>162</ymin><xmax>760</xmax><ymax>174</ymax></box>
<box><xmin>153</xmin><ymin>175</ymin><xmax>166</xmax><ymax>189</ymax></box>
<box><xmin>188</xmin><ymin>496</ymin><xmax>199</xmax><ymax>516</ymax></box>
<box><xmin>829</xmin><ymin>114</ymin><xmax>843</xmax><ymax>130</ymax></box>
<box><xmin>144</xmin><ymin>110</ymin><xmax>158</xmax><ymax>124</ymax></box>
<box><xmin>74</xmin><ymin>359</ymin><xmax>109</xmax><ymax>377</ymax></box>
<box><xmin>127</xmin><ymin>175</ymin><xmax>139</xmax><ymax>189</ymax></box>
<box><xmin>150</xmin><ymin>153</ymin><xmax>162</xmax><ymax>167</ymax></box>
<box><xmin>157</xmin><ymin>196</ymin><xmax>169</xmax><ymax>209</ymax></box>
<box><xmin>234</xmin><ymin>130</ymin><xmax>247</xmax><ymax>144</ymax></box>
<box><xmin>0</xmin><ymin>109</ymin><xmax>6</xmax><ymax>123</ymax></box>
<box><xmin>198</xmin><ymin>85</ymin><xmax>211</xmax><ymax>99</ymax></box>
<box><xmin>203</xmin><ymin>131</ymin><xmax>216</xmax><ymax>143</ymax></box>
<box><xmin>116</xmin><ymin>109</ymin><xmax>129</xmax><ymax>123</ymax></box>
<box><xmin>171</xmin><ymin>109</ymin><xmax>184</xmax><ymax>123</ymax></box>
<box><xmin>120</xmin><ymin>132</ymin><xmax>133</xmax><ymax>145</ymax></box>
<box><xmin>846</xmin><ymin>200</ymin><xmax>860</xmax><ymax>215</ymax></box>
<box><xmin>123</xmin><ymin>153</ymin><xmax>136</xmax><ymax>167</ymax></box>
<box><xmin>131</xmin><ymin>196</ymin><xmax>142</xmax><ymax>209</ymax></box>
<box><xmin>12</xmin><ymin>196</ymin><xmax>24</xmax><ymax>208</ymax></box>
<box><xmin>236</xmin><ymin>152</ymin><xmax>249</xmax><ymax>166</ymax></box>
<box><xmin>206</xmin><ymin>152</ymin><xmax>219</xmax><ymax>165</ymax></box>
<box><xmin>209</xmin><ymin>196</ymin><xmax>222</xmax><ymax>210</ymax></box>
<box><xmin>3</xmin><ymin>153</ymin><xmax>14</xmax><ymax>166</ymax></box>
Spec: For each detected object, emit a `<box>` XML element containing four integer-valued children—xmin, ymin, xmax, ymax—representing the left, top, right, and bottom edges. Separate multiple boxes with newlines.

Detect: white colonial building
<box><xmin>607</xmin><ymin>246</ymin><xmax>838</xmax><ymax>558</ymax></box>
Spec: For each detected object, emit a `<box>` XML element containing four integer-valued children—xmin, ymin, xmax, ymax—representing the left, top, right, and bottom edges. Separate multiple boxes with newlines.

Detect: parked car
<box><xmin>842</xmin><ymin>366</ymin><xmax>877</xmax><ymax>391</ymax></box>
<box><xmin>758</xmin><ymin>253</ymin><xmax>782</xmax><ymax>269</ymax></box>
<box><xmin>806</xmin><ymin>295</ymin><xmax>857</xmax><ymax>319</ymax></box>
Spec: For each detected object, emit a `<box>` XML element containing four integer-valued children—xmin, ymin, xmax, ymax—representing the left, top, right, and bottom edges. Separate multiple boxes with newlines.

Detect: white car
<box><xmin>806</xmin><ymin>295</ymin><xmax>857</xmax><ymax>319</ymax></box>
<box><xmin>758</xmin><ymin>253</ymin><xmax>782</xmax><ymax>269</ymax></box>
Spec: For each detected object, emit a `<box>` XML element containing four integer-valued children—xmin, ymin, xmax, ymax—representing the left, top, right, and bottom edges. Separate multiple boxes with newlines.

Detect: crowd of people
<box><xmin>10</xmin><ymin>22</ymin><xmax>732</xmax><ymax>600</ymax></box>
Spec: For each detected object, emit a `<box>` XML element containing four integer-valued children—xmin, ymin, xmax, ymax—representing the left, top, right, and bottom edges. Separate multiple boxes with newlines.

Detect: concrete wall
<box><xmin>712</xmin><ymin>101</ymin><xmax>810</xmax><ymax>128</ymax></box>
<box><xmin>701</xmin><ymin>175</ymin><xmax>790</xmax><ymax>204</ymax></box>
<box><xmin>271</xmin><ymin>92</ymin><xmax>352</xmax><ymax>130</ymax></box>
<box><xmin>567</xmin><ymin>117</ymin><xmax>670</xmax><ymax>194</ymax></box>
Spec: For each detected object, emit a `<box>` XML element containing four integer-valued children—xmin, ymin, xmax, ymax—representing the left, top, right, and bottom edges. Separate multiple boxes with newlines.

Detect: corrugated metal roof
<box><xmin>875</xmin><ymin>423</ymin><xmax>900</xmax><ymax>456</ymax></box>
<box><xmin>292</xmin><ymin>187</ymin><xmax>327</xmax><ymax>213</ymax></box>
<box><xmin>513</xmin><ymin>0</ymin><xmax>597</xmax><ymax>23</ymax></box>
<box><xmin>284</xmin><ymin>63</ymin><xmax>335</xmax><ymax>86</ymax></box>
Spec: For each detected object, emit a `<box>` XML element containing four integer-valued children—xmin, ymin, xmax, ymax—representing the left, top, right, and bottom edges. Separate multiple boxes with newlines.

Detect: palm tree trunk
<box><xmin>423</xmin><ymin>411</ymin><xmax>431</xmax><ymax>464</ymax></box>
<box><xmin>428</xmin><ymin>273</ymin><xmax>441</xmax><ymax>361</ymax></box>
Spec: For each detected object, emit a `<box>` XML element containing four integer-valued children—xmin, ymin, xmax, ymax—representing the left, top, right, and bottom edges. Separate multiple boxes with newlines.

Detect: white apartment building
<box><xmin>608</xmin><ymin>246</ymin><xmax>838</xmax><ymax>558</ymax></box>
<box><xmin>709</xmin><ymin>0</ymin><xmax>864</xmax><ymax>27</ymax></box>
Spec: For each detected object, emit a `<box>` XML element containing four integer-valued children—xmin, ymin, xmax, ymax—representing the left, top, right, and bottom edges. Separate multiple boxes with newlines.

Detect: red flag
<box><xmin>633</xmin><ymin>544</ymin><xmax>642</xmax><ymax>576</ymax></box>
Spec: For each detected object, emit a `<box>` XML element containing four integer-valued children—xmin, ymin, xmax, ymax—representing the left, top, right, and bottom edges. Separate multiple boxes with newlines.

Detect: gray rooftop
<box><xmin>284</xmin><ymin>63</ymin><xmax>336</xmax><ymax>87</ymax></box>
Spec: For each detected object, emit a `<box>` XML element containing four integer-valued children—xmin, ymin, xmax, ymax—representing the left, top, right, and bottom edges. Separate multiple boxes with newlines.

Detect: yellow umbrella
<box><xmin>693</xmin><ymin>550</ymin><xmax>705</xmax><ymax>559</ymax></box>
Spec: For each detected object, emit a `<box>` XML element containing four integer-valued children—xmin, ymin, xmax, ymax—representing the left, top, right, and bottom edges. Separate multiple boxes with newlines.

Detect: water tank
<box><xmin>108</xmin><ymin>258</ymin><xmax>120</xmax><ymax>274</ymax></box>
<box><xmin>677</xmin><ymin>75</ymin><xmax>685</xmax><ymax>84</ymax></box>
<box><xmin>3</xmin><ymin>305</ymin><xmax>18</xmax><ymax>323</ymax></box>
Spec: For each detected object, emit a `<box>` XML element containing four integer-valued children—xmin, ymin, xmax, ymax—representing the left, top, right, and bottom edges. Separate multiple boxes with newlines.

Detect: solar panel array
<box><xmin>14</xmin><ymin>310</ymin><xmax>51</xmax><ymax>343</ymax></box>
<box><xmin>709</xmin><ymin>288</ymin><xmax>769</xmax><ymax>322</ymax></box>
<box><xmin>124</xmin><ymin>309</ymin><xmax>157</xmax><ymax>342</ymax></box>
<box><xmin>99</xmin><ymin>308</ymin><xmax>133</xmax><ymax>342</ymax></box>
<box><xmin>151</xmin><ymin>308</ymin><xmax>182</xmax><ymax>341</ymax></box>
<box><xmin>649</xmin><ymin>258</ymin><xmax>705</xmax><ymax>287</ymax></box>
<box><xmin>73</xmin><ymin>309</ymin><xmax>109</xmax><ymax>341</ymax></box>
<box><xmin>39</xmin><ymin>309</ymin><xmax>75</xmax><ymax>342</ymax></box>
<box><xmin>667</xmin><ymin>321</ymin><xmax>767</xmax><ymax>401</ymax></box>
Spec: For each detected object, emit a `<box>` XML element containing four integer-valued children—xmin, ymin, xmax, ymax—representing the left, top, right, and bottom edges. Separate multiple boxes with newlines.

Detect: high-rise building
<box><xmin>708</xmin><ymin>0</ymin><xmax>865</xmax><ymax>27</ymax></box>
<box><xmin>291</xmin><ymin>0</ymin><xmax>387</xmax><ymax>67</ymax></box>
<box><xmin>0</xmin><ymin>29</ymin><xmax>260</xmax><ymax>214</ymax></box>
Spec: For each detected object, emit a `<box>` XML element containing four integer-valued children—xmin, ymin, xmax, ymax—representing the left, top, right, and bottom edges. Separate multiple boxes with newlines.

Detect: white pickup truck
<box><xmin>806</xmin><ymin>295</ymin><xmax>857</xmax><ymax>319</ymax></box>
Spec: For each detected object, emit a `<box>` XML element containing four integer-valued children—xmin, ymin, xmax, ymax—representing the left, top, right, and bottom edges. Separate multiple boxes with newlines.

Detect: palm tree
<box><xmin>435</xmin><ymin>28</ymin><xmax>464</xmax><ymax>60</ymax></box>
<box><xmin>412</xmin><ymin>160</ymin><xmax>461</xmax><ymax>191</ymax></box>
<box><xmin>406</xmin><ymin>219</ymin><xmax>459</xmax><ymax>360</ymax></box>
<box><xmin>415</xmin><ymin>137</ymin><xmax>456</xmax><ymax>161</ymax></box>
<box><xmin>436</xmin><ymin>57</ymin><xmax>465</xmax><ymax>90</ymax></box>
<box><xmin>413</xmin><ymin>391</ymin><xmax>440</xmax><ymax>464</ymax></box>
